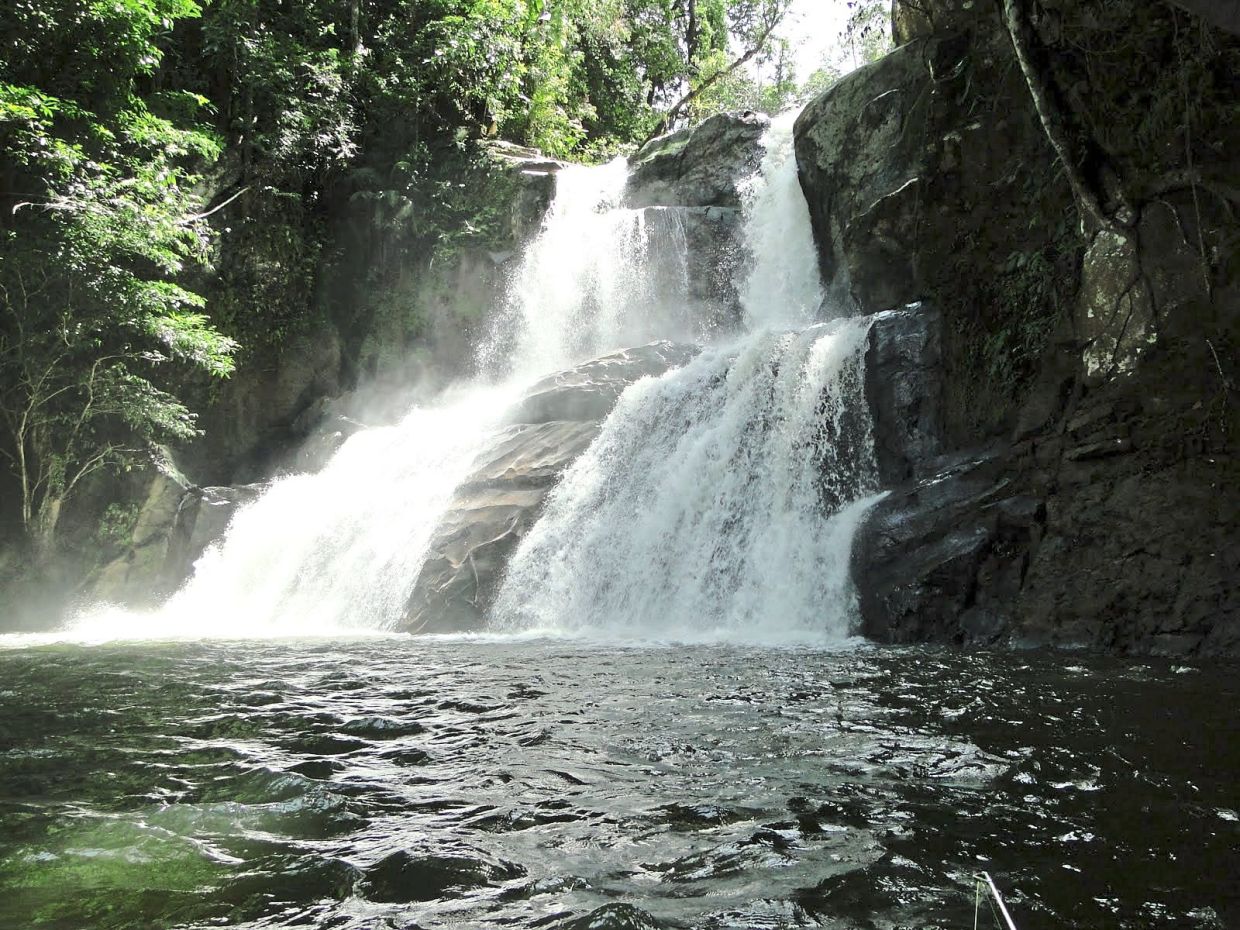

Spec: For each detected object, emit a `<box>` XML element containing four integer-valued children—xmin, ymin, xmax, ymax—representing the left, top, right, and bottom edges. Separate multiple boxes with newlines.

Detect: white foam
<box><xmin>490</xmin><ymin>321</ymin><xmax>882</xmax><ymax>643</ymax></box>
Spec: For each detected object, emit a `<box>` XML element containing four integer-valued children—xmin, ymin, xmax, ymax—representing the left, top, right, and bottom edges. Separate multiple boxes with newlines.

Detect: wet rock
<box><xmin>558</xmin><ymin>903</ymin><xmax>667</xmax><ymax>930</ymax></box>
<box><xmin>90</xmin><ymin>471</ymin><xmax>194</xmax><ymax>605</ymax></box>
<box><xmin>864</xmin><ymin>302</ymin><xmax>944</xmax><ymax>483</ymax></box>
<box><xmin>854</xmin><ymin>377</ymin><xmax>1240</xmax><ymax>655</ymax></box>
<box><xmin>504</xmin><ymin>342</ymin><xmax>700</xmax><ymax>425</ymax></box>
<box><xmin>170</xmin><ymin>483</ymin><xmax>266</xmax><ymax>574</ymax></box>
<box><xmin>483</xmin><ymin>139</ymin><xmax>566</xmax><ymax>242</ymax></box>
<box><xmin>90</xmin><ymin>474</ymin><xmax>266</xmax><ymax>605</ymax></box>
<box><xmin>193</xmin><ymin>324</ymin><xmax>345</xmax><ymax>485</ymax></box>
<box><xmin>403</xmin><ymin>344</ymin><xmax>699</xmax><ymax>633</ymax></box>
<box><xmin>626</xmin><ymin>111</ymin><xmax>769</xmax><ymax>209</ymax></box>
<box><xmin>359</xmin><ymin>849</ymin><xmax>524</xmax><ymax>903</ymax></box>
<box><xmin>854</xmin><ymin>449</ymin><xmax>1021</xmax><ymax>646</ymax></box>
<box><xmin>794</xmin><ymin>43</ymin><xmax>937</xmax><ymax>311</ymax></box>
<box><xmin>803</xmin><ymin>7</ymin><xmax>1240</xmax><ymax>656</ymax></box>
<box><xmin>665</xmin><ymin>205</ymin><xmax>747</xmax><ymax>330</ymax></box>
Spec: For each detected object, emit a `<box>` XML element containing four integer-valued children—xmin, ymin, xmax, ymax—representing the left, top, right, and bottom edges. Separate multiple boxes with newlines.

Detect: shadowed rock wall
<box><xmin>801</xmin><ymin>1</ymin><xmax>1240</xmax><ymax>655</ymax></box>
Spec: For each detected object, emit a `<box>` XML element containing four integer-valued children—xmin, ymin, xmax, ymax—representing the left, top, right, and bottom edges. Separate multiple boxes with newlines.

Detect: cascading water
<box><xmin>65</xmin><ymin>104</ymin><xmax>881</xmax><ymax>644</ymax></box>
<box><xmin>489</xmin><ymin>109</ymin><xmax>883</xmax><ymax>642</ymax></box>
<box><xmin>68</xmin><ymin>388</ymin><xmax>511</xmax><ymax>639</ymax></box>
<box><xmin>738</xmin><ymin>109</ymin><xmax>826</xmax><ymax>330</ymax></box>
<box><xmin>491</xmin><ymin>323</ymin><xmax>881</xmax><ymax>642</ymax></box>
<box><xmin>479</xmin><ymin>159</ymin><xmax>695</xmax><ymax>379</ymax></box>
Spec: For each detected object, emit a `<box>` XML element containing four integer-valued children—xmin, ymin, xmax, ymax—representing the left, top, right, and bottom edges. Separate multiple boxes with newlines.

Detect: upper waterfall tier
<box><xmin>478</xmin><ymin>159</ymin><xmax>742</xmax><ymax>380</ymax></box>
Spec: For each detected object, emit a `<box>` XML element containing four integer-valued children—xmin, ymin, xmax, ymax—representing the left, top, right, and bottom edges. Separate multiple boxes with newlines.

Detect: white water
<box><xmin>479</xmin><ymin>159</ymin><xmax>696</xmax><ymax>379</ymax></box>
<box><xmin>42</xmin><ymin>105</ymin><xmax>884</xmax><ymax>646</ymax></box>
<box><xmin>489</xmin><ymin>111</ymin><xmax>882</xmax><ymax>642</ymax></box>
<box><xmin>492</xmin><ymin>321</ymin><xmax>880</xmax><ymax>642</ymax></box>
<box><xmin>63</xmin><ymin>387</ymin><xmax>512</xmax><ymax>640</ymax></box>
<box><xmin>739</xmin><ymin>110</ymin><xmax>826</xmax><ymax>330</ymax></box>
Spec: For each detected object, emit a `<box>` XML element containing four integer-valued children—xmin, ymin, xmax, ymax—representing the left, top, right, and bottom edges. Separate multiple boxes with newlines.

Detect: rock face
<box><xmin>855</xmin><ymin>378</ymin><xmax>1240</xmax><ymax>656</ymax></box>
<box><xmin>402</xmin><ymin>343</ymin><xmax>698</xmax><ymax>633</ymax></box>
<box><xmin>794</xmin><ymin>38</ymin><xmax>968</xmax><ymax>315</ymax></box>
<box><xmin>91</xmin><ymin>476</ymin><xmax>266</xmax><ymax>607</ymax></box>
<box><xmin>91</xmin><ymin>480</ymin><xmax>265</xmax><ymax>605</ymax></box>
<box><xmin>626</xmin><ymin>111</ymin><xmax>768</xmax><ymax>209</ymax></box>
<box><xmin>864</xmin><ymin>303</ymin><xmax>944</xmax><ymax>485</ymax></box>
<box><xmin>823</xmin><ymin>5</ymin><xmax>1240</xmax><ymax>656</ymax></box>
<box><xmin>624</xmin><ymin>112</ymin><xmax>768</xmax><ymax>331</ymax></box>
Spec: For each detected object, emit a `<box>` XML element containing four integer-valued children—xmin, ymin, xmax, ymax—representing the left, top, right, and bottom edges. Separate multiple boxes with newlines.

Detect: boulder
<box><xmin>482</xmin><ymin>139</ymin><xmax>566</xmax><ymax>242</ymax></box>
<box><xmin>622</xmin><ymin>112</ymin><xmax>765</xmax><ymax>327</ymax></box>
<box><xmin>864</xmin><ymin>302</ymin><xmax>944</xmax><ymax>484</ymax></box>
<box><xmin>504</xmin><ymin>342</ymin><xmax>700</xmax><ymax>425</ymax></box>
<box><xmin>169</xmin><ymin>483</ymin><xmax>266</xmax><ymax>576</ymax></box>
<box><xmin>1074</xmin><ymin>229</ymin><xmax>1155</xmax><ymax>384</ymax></box>
<box><xmin>89</xmin><ymin>478</ymin><xmax>266</xmax><ymax>604</ymax></box>
<box><xmin>90</xmin><ymin>472</ymin><xmax>195</xmax><ymax>605</ymax></box>
<box><xmin>793</xmin><ymin>41</ymin><xmax>938</xmax><ymax>312</ymax></box>
<box><xmin>403</xmin><ymin>343</ymin><xmax>699</xmax><ymax>633</ymax></box>
<box><xmin>626</xmin><ymin>111</ymin><xmax>769</xmax><ymax>209</ymax></box>
<box><xmin>853</xmin><ymin>447</ymin><xmax>1038</xmax><ymax>647</ymax></box>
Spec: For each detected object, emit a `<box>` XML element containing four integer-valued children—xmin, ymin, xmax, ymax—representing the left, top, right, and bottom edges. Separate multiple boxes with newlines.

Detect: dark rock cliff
<box><xmin>800</xmin><ymin>0</ymin><xmax>1240</xmax><ymax>655</ymax></box>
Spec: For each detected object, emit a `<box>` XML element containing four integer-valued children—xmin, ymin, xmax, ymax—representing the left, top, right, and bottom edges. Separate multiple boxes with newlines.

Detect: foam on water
<box><xmin>491</xmin><ymin>320</ymin><xmax>882</xmax><ymax>643</ymax></box>
<box><xmin>27</xmin><ymin>103</ymin><xmax>886</xmax><ymax>646</ymax></box>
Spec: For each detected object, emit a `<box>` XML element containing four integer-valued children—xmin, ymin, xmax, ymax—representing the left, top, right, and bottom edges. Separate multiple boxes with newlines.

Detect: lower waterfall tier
<box><xmin>488</xmin><ymin>320</ymin><xmax>881</xmax><ymax>642</ymax></box>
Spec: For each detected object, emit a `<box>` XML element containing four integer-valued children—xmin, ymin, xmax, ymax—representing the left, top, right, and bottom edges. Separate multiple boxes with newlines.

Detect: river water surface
<box><xmin>1</xmin><ymin>639</ymin><xmax>1235</xmax><ymax>930</ymax></box>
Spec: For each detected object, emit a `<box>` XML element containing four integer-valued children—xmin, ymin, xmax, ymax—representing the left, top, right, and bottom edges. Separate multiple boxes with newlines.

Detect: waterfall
<box><xmin>478</xmin><ymin>159</ymin><xmax>695</xmax><ymax>379</ymax></box>
<box><xmin>67</xmin><ymin>387</ymin><xmax>514</xmax><ymax>639</ymax></box>
<box><xmin>488</xmin><ymin>110</ymin><xmax>882</xmax><ymax>642</ymax></box>
<box><xmin>738</xmin><ymin>110</ymin><xmax>825</xmax><ymax>330</ymax></box>
<box><xmin>491</xmin><ymin>322</ymin><xmax>880</xmax><ymax>642</ymax></box>
<box><xmin>62</xmin><ymin>105</ymin><xmax>884</xmax><ymax>644</ymax></box>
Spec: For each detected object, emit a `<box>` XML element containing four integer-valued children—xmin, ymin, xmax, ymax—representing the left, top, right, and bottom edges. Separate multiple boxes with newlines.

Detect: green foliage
<box><xmin>0</xmin><ymin>0</ymin><xmax>801</xmax><ymax>559</ymax></box>
<box><xmin>842</xmin><ymin>0</ymin><xmax>894</xmax><ymax>67</ymax></box>
<box><xmin>96</xmin><ymin>501</ymin><xmax>139</xmax><ymax>549</ymax></box>
<box><xmin>690</xmin><ymin>38</ymin><xmax>799</xmax><ymax>118</ymax></box>
<box><xmin>0</xmin><ymin>0</ymin><xmax>235</xmax><ymax>553</ymax></box>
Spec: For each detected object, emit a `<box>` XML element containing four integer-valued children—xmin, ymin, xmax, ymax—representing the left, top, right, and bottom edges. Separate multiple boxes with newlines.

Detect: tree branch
<box><xmin>1002</xmin><ymin>0</ymin><xmax>1127</xmax><ymax>237</ymax></box>
<box><xmin>182</xmin><ymin>185</ymin><xmax>251</xmax><ymax>224</ymax></box>
<box><xmin>642</xmin><ymin>5</ymin><xmax>788</xmax><ymax>146</ymax></box>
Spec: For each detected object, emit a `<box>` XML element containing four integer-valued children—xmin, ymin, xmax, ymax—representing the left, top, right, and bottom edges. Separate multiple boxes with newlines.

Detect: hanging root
<box><xmin>1001</xmin><ymin>0</ymin><xmax>1129</xmax><ymax>238</ymax></box>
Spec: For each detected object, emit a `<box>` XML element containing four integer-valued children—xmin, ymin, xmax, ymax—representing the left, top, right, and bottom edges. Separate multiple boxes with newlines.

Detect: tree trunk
<box><xmin>1001</xmin><ymin>0</ymin><xmax>1125</xmax><ymax>235</ymax></box>
<box><xmin>686</xmin><ymin>0</ymin><xmax>699</xmax><ymax>67</ymax></box>
<box><xmin>31</xmin><ymin>495</ymin><xmax>61</xmax><ymax>564</ymax></box>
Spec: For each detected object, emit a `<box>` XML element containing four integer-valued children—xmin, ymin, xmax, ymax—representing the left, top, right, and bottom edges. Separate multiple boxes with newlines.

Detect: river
<box><xmin>1</xmin><ymin>639</ymin><xmax>1235</xmax><ymax>929</ymax></box>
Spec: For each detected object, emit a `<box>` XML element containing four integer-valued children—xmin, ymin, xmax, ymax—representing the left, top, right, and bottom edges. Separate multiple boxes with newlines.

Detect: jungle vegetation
<box><xmin>1</xmin><ymin>0</ymin><xmax>869</xmax><ymax>559</ymax></box>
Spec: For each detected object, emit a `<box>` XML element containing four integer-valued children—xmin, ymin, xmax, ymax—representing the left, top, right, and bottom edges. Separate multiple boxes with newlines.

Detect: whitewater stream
<box><xmin>1</xmin><ymin>111</ymin><xmax>1237</xmax><ymax>929</ymax></box>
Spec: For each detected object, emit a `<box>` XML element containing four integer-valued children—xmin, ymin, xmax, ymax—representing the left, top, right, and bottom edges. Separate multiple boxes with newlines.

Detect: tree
<box><xmin>0</xmin><ymin>2</ymin><xmax>236</xmax><ymax>559</ymax></box>
<box><xmin>642</xmin><ymin>0</ymin><xmax>796</xmax><ymax>140</ymax></box>
<box><xmin>843</xmin><ymin>0</ymin><xmax>894</xmax><ymax>68</ymax></box>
